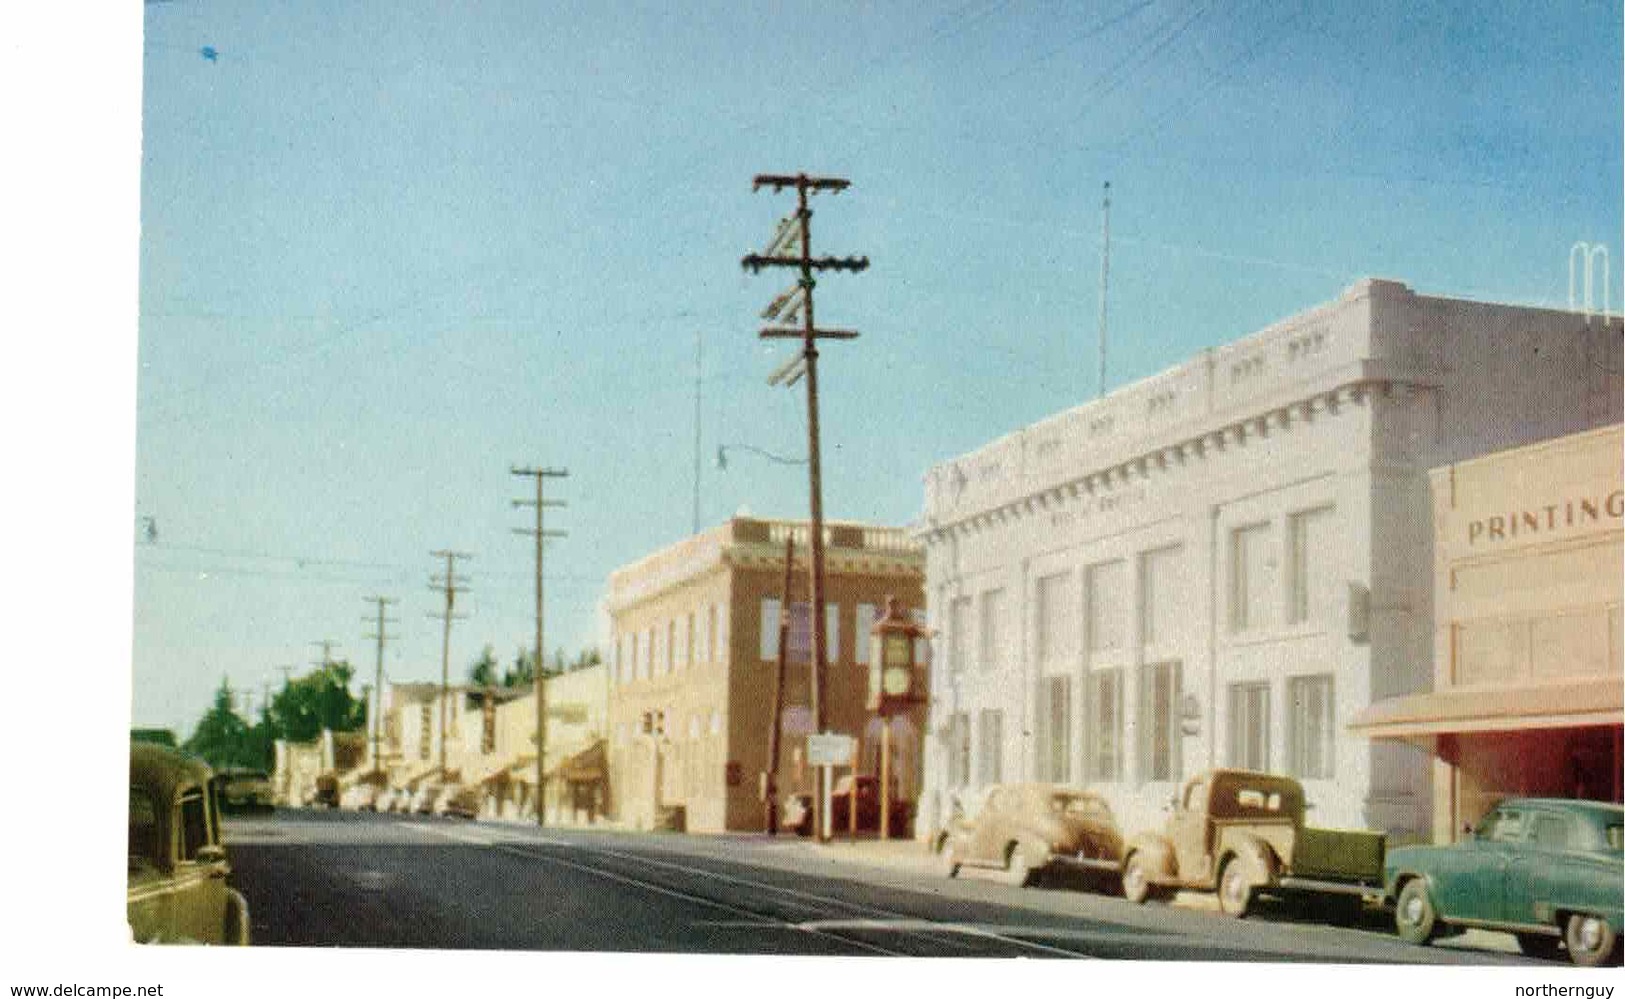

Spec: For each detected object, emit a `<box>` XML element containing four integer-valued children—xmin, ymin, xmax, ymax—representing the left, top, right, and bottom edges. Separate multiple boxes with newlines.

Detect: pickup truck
<box><xmin>1120</xmin><ymin>768</ymin><xmax>1386</xmax><ymax>921</ymax></box>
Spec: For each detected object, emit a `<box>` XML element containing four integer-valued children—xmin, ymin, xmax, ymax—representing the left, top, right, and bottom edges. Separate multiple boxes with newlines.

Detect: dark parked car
<box><xmin>936</xmin><ymin>782</ymin><xmax>1123</xmax><ymax>888</ymax></box>
<box><xmin>783</xmin><ymin>776</ymin><xmax>914</xmax><ymax>838</ymax></box>
<box><xmin>1386</xmin><ymin>797</ymin><xmax>1623</xmax><ymax>966</ymax></box>
<box><xmin>128</xmin><ymin>742</ymin><xmax>250</xmax><ymax>945</ymax></box>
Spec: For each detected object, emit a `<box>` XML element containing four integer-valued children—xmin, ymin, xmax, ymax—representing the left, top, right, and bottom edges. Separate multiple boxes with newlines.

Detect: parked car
<box><xmin>1386</xmin><ymin>798</ymin><xmax>1623</xmax><ymax>966</ymax></box>
<box><xmin>128</xmin><ymin>742</ymin><xmax>250</xmax><ymax>945</ymax></box>
<box><xmin>936</xmin><ymin>783</ymin><xmax>1123</xmax><ymax>887</ymax></box>
<box><xmin>341</xmin><ymin>783</ymin><xmax>381</xmax><ymax>811</ymax></box>
<box><xmin>376</xmin><ymin>787</ymin><xmax>406</xmax><ymax>813</ymax></box>
<box><xmin>411</xmin><ymin>783</ymin><xmax>446</xmax><ymax>814</ymax></box>
<box><xmin>433</xmin><ymin>783</ymin><xmax>481</xmax><ymax>819</ymax></box>
<box><xmin>313</xmin><ymin>772</ymin><xmax>340</xmax><ymax>809</ymax></box>
<box><xmin>216</xmin><ymin>768</ymin><xmax>274</xmax><ymax>813</ymax></box>
<box><xmin>1121</xmin><ymin>769</ymin><xmax>1386</xmax><ymax>921</ymax></box>
<box><xmin>783</xmin><ymin>776</ymin><xmax>915</xmax><ymax>838</ymax></box>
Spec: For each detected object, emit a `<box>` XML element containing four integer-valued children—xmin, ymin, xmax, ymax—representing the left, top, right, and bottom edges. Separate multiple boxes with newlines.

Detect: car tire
<box><xmin>1394</xmin><ymin>878</ymin><xmax>1437</xmax><ymax>946</ymax></box>
<box><xmin>1565</xmin><ymin>913</ymin><xmax>1620</xmax><ymax>968</ymax></box>
<box><xmin>1122</xmin><ymin>853</ymin><xmax>1156</xmax><ymax>905</ymax></box>
<box><xmin>1515</xmin><ymin>933</ymin><xmax>1562</xmax><ymax>961</ymax></box>
<box><xmin>1216</xmin><ymin>856</ymin><xmax>1256</xmax><ymax>919</ymax></box>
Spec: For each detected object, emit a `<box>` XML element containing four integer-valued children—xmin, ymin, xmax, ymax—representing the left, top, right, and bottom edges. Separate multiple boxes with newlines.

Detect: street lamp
<box><xmin>867</xmin><ymin>596</ymin><xmax>930</xmax><ymax>840</ymax></box>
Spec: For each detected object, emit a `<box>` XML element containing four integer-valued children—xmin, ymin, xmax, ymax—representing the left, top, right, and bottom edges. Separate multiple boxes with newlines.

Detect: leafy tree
<box><xmin>468</xmin><ymin>644</ymin><xmax>500</xmax><ymax>687</ymax></box>
<box><xmin>184</xmin><ymin>678</ymin><xmax>257</xmax><ymax>770</ymax></box>
<box><xmin>268</xmin><ymin>661</ymin><xmax>366</xmax><ymax>743</ymax></box>
<box><xmin>501</xmin><ymin>646</ymin><xmax>536</xmax><ymax>689</ymax></box>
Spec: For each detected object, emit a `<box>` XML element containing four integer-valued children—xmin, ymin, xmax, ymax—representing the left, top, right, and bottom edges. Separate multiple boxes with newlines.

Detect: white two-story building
<box><xmin>916</xmin><ymin>278</ymin><xmax>1622</xmax><ymax>843</ymax></box>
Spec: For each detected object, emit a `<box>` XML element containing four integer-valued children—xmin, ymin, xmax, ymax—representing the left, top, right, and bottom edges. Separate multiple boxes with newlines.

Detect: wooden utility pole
<box><xmin>363</xmin><ymin>596</ymin><xmax>398</xmax><ymax>773</ymax></box>
<box><xmin>512</xmin><ymin>465</ymin><xmax>568</xmax><ymax>827</ymax></box>
<box><xmin>310</xmin><ymin>639</ymin><xmax>340</xmax><ymax>670</ymax></box>
<box><xmin>429</xmin><ymin>550</ymin><xmax>471</xmax><ymax>783</ymax></box>
<box><xmin>743</xmin><ymin>172</ymin><xmax>868</xmax><ymax>842</ymax></box>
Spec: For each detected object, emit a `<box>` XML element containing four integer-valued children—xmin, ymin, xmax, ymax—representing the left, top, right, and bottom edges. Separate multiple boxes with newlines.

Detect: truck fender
<box><xmin>1123</xmin><ymin>832</ymin><xmax>1178</xmax><ymax>882</ymax></box>
<box><xmin>1215</xmin><ymin>833</ymin><xmax>1277</xmax><ymax>892</ymax></box>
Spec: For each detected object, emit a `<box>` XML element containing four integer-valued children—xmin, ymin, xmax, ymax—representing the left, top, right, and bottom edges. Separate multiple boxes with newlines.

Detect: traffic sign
<box><xmin>806</xmin><ymin>732</ymin><xmax>855</xmax><ymax>767</ymax></box>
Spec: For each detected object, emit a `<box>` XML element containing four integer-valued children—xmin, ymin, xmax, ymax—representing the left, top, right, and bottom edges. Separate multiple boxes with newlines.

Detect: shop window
<box><xmin>1141</xmin><ymin>661</ymin><xmax>1182</xmax><ymax>782</ymax></box>
<box><xmin>977</xmin><ymin>709</ymin><xmax>1003</xmax><ymax>785</ymax></box>
<box><xmin>1091</xmin><ymin>669</ymin><xmax>1123</xmax><ymax>781</ymax></box>
<box><xmin>1286</xmin><ymin>674</ymin><xmax>1334</xmax><ymax>779</ymax></box>
<box><xmin>1227</xmin><ymin>682</ymin><xmax>1270</xmax><ymax>771</ymax></box>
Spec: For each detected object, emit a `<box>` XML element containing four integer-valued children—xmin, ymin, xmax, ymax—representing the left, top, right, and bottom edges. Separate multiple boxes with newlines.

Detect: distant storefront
<box><xmin>1352</xmin><ymin>425</ymin><xmax>1623</xmax><ymax>841</ymax></box>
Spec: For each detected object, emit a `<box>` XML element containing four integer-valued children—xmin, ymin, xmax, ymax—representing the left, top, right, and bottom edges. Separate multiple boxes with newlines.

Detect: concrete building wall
<box><xmin>918</xmin><ymin>279</ymin><xmax>1622</xmax><ymax>843</ymax></box>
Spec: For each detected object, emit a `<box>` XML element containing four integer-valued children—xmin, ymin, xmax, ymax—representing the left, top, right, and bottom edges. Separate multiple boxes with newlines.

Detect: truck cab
<box><xmin>1122</xmin><ymin>768</ymin><xmax>1383</xmax><ymax>920</ymax></box>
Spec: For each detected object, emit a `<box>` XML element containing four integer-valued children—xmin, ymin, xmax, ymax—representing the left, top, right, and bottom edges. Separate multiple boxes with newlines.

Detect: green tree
<box><xmin>268</xmin><ymin>661</ymin><xmax>366</xmax><ymax>743</ymax></box>
<box><xmin>468</xmin><ymin>644</ymin><xmax>500</xmax><ymax>687</ymax></box>
<box><xmin>184</xmin><ymin>678</ymin><xmax>257</xmax><ymax>770</ymax></box>
<box><xmin>501</xmin><ymin>646</ymin><xmax>536</xmax><ymax>689</ymax></box>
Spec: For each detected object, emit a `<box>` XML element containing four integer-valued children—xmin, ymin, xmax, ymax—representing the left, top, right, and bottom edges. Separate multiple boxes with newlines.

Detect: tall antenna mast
<box><xmin>1098</xmin><ymin>180</ymin><xmax>1111</xmax><ymax>399</ymax></box>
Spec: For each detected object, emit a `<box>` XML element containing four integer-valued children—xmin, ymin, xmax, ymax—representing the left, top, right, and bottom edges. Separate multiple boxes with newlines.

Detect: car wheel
<box><xmin>1565</xmin><ymin>913</ymin><xmax>1620</xmax><ymax>967</ymax></box>
<box><xmin>1515</xmin><ymin>932</ymin><xmax>1562</xmax><ymax>961</ymax></box>
<box><xmin>1394</xmin><ymin>878</ymin><xmax>1437</xmax><ymax>946</ymax></box>
<box><xmin>1122</xmin><ymin>853</ymin><xmax>1155</xmax><ymax>905</ymax></box>
<box><xmin>1216</xmin><ymin>856</ymin><xmax>1256</xmax><ymax>919</ymax></box>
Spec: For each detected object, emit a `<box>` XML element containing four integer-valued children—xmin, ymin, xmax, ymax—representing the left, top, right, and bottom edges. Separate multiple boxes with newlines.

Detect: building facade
<box><xmin>1352</xmin><ymin>424</ymin><xmax>1623</xmax><ymax>840</ymax></box>
<box><xmin>605</xmin><ymin>516</ymin><xmax>926</xmax><ymax>833</ymax></box>
<box><xmin>916</xmin><ymin>279</ymin><xmax>1622</xmax><ymax>843</ymax></box>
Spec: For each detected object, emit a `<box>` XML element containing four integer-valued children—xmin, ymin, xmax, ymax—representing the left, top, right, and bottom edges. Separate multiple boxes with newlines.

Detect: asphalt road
<box><xmin>224</xmin><ymin>808</ymin><xmax>1543</xmax><ymax>963</ymax></box>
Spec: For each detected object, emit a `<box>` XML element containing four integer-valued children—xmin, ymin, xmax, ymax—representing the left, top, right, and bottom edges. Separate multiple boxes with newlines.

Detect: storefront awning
<box><xmin>1350</xmin><ymin>676</ymin><xmax>1624</xmax><ymax>741</ymax></box>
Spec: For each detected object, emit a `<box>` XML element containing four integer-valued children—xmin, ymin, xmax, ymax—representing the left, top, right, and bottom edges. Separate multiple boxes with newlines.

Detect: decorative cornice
<box><xmin>917</xmin><ymin>379</ymin><xmax>1408</xmax><ymax>546</ymax></box>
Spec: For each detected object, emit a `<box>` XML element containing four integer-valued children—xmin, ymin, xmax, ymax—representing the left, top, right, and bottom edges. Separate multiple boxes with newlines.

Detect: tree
<box><xmin>468</xmin><ymin>644</ymin><xmax>500</xmax><ymax>688</ymax></box>
<box><xmin>184</xmin><ymin>678</ymin><xmax>257</xmax><ymax>770</ymax></box>
<box><xmin>268</xmin><ymin>661</ymin><xmax>366</xmax><ymax>744</ymax></box>
<box><xmin>501</xmin><ymin>646</ymin><xmax>536</xmax><ymax>689</ymax></box>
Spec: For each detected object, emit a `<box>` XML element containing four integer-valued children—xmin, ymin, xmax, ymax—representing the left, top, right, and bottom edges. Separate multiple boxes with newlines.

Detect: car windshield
<box><xmin>1052</xmin><ymin>794</ymin><xmax>1108</xmax><ymax>818</ymax></box>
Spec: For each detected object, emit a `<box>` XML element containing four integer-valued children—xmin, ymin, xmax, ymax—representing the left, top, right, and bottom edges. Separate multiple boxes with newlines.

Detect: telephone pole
<box><xmin>1098</xmin><ymin>180</ymin><xmax>1111</xmax><ymax>399</ymax></box>
<box><xmin>511</xmin><ymin>465</ymin><xmax>568</xmax><ymax>827</ymax></box>
<box><xmin>428</xmin><ymin>550</ymin><xmax>471</xmax><ymax>783</ymax></box>
<box><xmin>363</xmin><ymin>596</ymin><xmax>398</xmax><ymax>773</ymax></box>
<box><xmin>310</xmin><ymin>639</ymin><xmax>340</xmax><ymax>669</ymax></box>
<box><xmin>742</xmin><ymin>172</ymin><xmax>868</xmax><ymax>842</ymax></box>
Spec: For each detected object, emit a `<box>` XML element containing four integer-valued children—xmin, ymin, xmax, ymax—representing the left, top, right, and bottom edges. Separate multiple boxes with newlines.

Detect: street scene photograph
<box><xmin>5</xmin><ymin>0</ymin><xmax>1624</xmax><ymax>996</ymax></box>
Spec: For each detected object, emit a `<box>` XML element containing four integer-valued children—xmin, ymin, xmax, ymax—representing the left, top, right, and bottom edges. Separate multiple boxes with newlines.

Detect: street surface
<box><xmin>226</xmin><ymin>809</ymin><xmax>1540</xmax><ymax>963</ymax></box>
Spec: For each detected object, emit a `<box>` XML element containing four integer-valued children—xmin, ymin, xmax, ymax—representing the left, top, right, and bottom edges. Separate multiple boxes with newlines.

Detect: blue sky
<box><xmin>109</xmin><ymin>0</ymin><xmax>1622</xmax><ymax>734</ymax></box>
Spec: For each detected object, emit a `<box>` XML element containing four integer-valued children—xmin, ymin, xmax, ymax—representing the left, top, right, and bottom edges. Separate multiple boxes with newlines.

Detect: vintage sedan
<box><xmin>216</xmin><ymin>769</ymin><xmax>274</xmax><ymax>813</ymax></box>
<box><xmin>937</xmin><ymin>783</ymin><xmax>1123</xmax><ymax>888</ymax></box>
<box><xmin>128</xmin><ymin>742</ymin><xmax>250</xmax><ymax>945</ymax></box>
<box><xmin>1386</xmin><ymin>797</ymin><xmax>1623</xmax><ymax>966</ymax></box>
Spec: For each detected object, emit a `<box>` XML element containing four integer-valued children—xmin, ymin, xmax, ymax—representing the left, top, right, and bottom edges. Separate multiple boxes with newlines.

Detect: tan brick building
<box><xmin>605</xmin><ymin>517</ymin><xmax>926</xmax><ymax>833</ymax></box>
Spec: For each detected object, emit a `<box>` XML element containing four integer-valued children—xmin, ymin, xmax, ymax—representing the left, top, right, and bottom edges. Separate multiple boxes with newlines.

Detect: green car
<box><xmin>1385</xmin><ymin>798</ymin><xmax>1622</xmax><ymax>966</ymax></box>
<box><xmin>128</xmin><ymin>742</ymin><xmax>251</xmax><ymax>945</ymax></box>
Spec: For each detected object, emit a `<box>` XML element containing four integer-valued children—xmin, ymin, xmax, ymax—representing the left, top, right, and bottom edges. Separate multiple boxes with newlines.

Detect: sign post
<box><xmin>807</xmin><ymin>731</ymin><xmax>855</xmax><ymax>841</ymax></box>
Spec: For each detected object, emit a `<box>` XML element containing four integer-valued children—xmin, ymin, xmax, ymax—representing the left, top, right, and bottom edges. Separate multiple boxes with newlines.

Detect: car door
<box><xmin>172</xmin><ymin>784</ymin><xmax>231</xmax><ymax>942</ymax></box>
<box><xmin>1167</xmin><ymin>777</ymin><xmax>1210</xmax><ymax>883</ymax></box>
<box><xmin>969</xmin><ymin>789</ymin><xmax>1006</xmax><ymax>864</ymax></box>
<box><xmin>1442</xmin><ymin>805</ymin><xmax>1525</xmax><ymax>923</ymax></box>
<box><xmin>1509</xmin><ymin>808</ymin><xmax>1575</xmax><ymax>927</ymax></box>
<box><xmin>126</xmin><ymin>786</ymin><xmax>173</xmax><ymax>943</ymax></box>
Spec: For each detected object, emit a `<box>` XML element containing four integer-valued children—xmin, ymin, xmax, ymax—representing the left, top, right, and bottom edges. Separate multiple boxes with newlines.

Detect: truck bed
<box><xmin>1293</xmin><ymin>825</ymin><xmax>1385</xmax><ymax>885</ymax></box>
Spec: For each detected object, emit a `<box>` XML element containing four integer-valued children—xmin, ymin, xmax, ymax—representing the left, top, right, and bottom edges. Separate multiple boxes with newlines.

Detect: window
<box><xmin>684</xmin><ymin>612</ymin><xmax>695</xmax><ymax>670</ymax></box>
<box><xmin>646</xmin><ymin>627</ymin><xmax>657</xmax><ymax>676</ymax></box>
<box><xmin>947</xmin><ymin>712</ymin><xmax>971</xmax><ymax>788</ymax></box>
<box><xmin>1485</xmin><ymin>808</ymin><xmax>1526</xmax><ymax>843</ymax></box>
<box><xmin>665</xmin><ymin>620</ymin><xmax>676</xmax><ymax>673</ymax></box>
<box><xmin>419</xmin><ymin>703</ymin><xmax>432</xmax><ymax>760</ymax></box>
<box><xmin>979</xmin><ymin>589</ymin><xmax>1005</xmax><ymax>671</ymax></box>
<box><xmin>1287</xmin><ymin>674</ymin><xmax>1334</xmax><ymax>779</ymax></box>
<box><xmin>179</xmin><ymin>788</ymin><xmax>210</xmax><ymax>861</ymax></box>
<box><xmin>948</xmin><ymin>597</ymin><xmax>972</xmax><ymax>675</ymax></box>
<box><xmin>1288</xmin><ymin>507</ymin><xmax>1334</xmax><ymax>625</ymax></box>
<box><xmin>1091</xmin><ymin>669</ymin><xmax>1124</xmax><ymax>781</ymax></box>
<box><xmin>630</xmin><ymin>633</ymin><xmax>642</xmax><ymax>681</ymax></box>
<box><xmin>857</xmin><ymin>602</ymin><xmax>878</xmax><ymax>667</ymax></box>
<box><xmin>1038</xmin><ymin>676</ymin><xmax>1072</xmax><ymax>783</ymax></box>
<box><xmin>1531</xmin><ymin>813</ymin><xmax>1570</xmax><ymax>850</ymax></box>
<box><xmin>1228</xmin><ymin>682</ymin><xmax>1271</xmax><ymax>771</ymax></box>
<box><xmin>1141</xmin><ymin>661</ymin><xmax>1182</xmax><ymax>782</ymax></box>
<box><xmin>705</xmin><ymin>604</ymin><xmax>718</xmax><ymax>664</ymax></box>
<box><xmin>1036</xmin><ymin>573</ymin><xmax>1075</xmax><ymax>665</ymax></box>
<box><xmin>1230</xmin><ymin>523</ymin><xmax>1272</xmax><ymax>632</ymax></box>
<box><xmin>615</xmin><ymin>634</ymin><xmax>626</xmax><ymax>684</ymax></box>
<box><xmin>977</xmin><ymin>709</ymin><xmax>1004</xmax><ymax>785</ymax></box>
<box><xmin>1140</xmin><ymin>547</ymin><xmax>1181</xmax><ymax>647</ymax></box>
<box><xmin>709</xmin><ymin>708</ymin><xmax>722</xmax><ymax>736</ymax></box>
<box><xmin>1087</xmin><ymin>561</ymin><xmax>1126</xmax><ymax>652</ymax></box>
